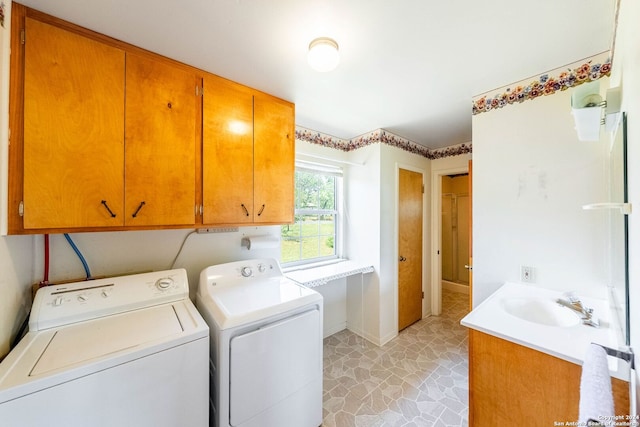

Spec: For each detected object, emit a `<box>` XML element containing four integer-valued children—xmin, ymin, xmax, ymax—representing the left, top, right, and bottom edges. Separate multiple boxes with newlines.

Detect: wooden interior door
<box><xmin>125</xmin><ymin>53</ymin><xmax>198</xmax><ymax>226</ymax></box>
<box><xmin>253</xmin><ymin>93</ymin><xmax>295</xmax><ymax>224</ymax></box>
<box><xmin>202</xmin><ymin>75</ymin><xmax>254</xmax><ymax>224</ymax></box>
<box><xmin>23</xmin><ymin>17</ymin><xmax>125</xmax><ymax>229</ymax></box>
<box><xmin>398</xmin><ymin>168</ymin><xmax>423</xmax><ymax>331</ymax></box>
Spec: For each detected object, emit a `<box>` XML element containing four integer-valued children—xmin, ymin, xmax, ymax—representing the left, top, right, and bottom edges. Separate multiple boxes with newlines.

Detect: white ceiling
<box><xmin>17</xmin><ymin>0</ymin><xmax>616</xmax><ymax>149</ymax></box>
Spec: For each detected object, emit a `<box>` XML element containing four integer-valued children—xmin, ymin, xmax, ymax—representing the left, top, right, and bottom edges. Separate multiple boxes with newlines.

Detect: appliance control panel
<box><xmin>199</xmin><ymin>258</ymin><xmax>283</xmax><ymax>288</ymax></box>
<box><xmin>30</xmin><ymin>269</ymin><xmax>189</xmax><ymax>331</ymax></box>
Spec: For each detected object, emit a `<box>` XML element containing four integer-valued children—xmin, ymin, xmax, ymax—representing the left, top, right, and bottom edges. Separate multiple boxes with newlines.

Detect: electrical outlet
<box><xmin>521</xmin><ymin>266</ymin><xmax>535</xmax><ymax>283</ymax></box>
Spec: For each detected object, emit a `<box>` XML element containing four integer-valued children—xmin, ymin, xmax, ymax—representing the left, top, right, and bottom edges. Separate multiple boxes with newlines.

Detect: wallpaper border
<box><xmin>295</xmin><ymin>127</ymin><xmax>472</xmax><ymax>160</ymax></box>
<box><xmin>472</xmin><ymin>51</ymin><xmax>611</xmax><ymax>115</ymax></box>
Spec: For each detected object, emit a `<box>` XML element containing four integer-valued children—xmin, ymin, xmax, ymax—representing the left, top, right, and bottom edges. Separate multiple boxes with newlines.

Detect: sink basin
<box><xmin>501</xmin><ymin>297</ymin><xmax>581</xmax><ymax>327</ymax></box>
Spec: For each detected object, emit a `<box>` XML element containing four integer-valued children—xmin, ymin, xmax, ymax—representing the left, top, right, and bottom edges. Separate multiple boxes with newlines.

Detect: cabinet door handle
<box><xmin>101</xmin><ymin>200</ymin><xmax>117</xmax><ymax>218</ymax></box>
<box><xmin>257</xmin><ymin>204</ymin><xmax>265</xmax><ymax>216</ymax></box>
<box><xmin>241</xmin><ymin>204</ymin><xmax>250</xmax><ymax>217</ymax></box>
<box><xmin>131</xmin><ymin>201</ymin><xmax>146</xmax><ymax>218</ymax></box>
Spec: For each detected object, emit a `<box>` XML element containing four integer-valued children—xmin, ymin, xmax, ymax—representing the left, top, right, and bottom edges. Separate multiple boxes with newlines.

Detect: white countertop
<box><xmin>284</xmin><ymin>260</ymin><xmax>374</xmax><ymax>288</ymax></box>
<box><xmin>461</xmin><ymin>282</ymin><xmax>628</xmax><ymax>381</ymax></box>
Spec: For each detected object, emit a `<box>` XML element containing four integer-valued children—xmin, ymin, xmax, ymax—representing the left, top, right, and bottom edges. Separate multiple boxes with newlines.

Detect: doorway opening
<box><xmin>430</xmin><ymin>165</ymin><xmax>469</xmax><ymax>317</ymax></box>
<box><xmin>441</xmin><ymin>174</ymin><xmax>470</xmax><ymax>295</ymax></box>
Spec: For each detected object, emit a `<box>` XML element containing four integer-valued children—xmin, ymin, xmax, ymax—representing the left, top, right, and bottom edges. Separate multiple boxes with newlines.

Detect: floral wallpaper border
<box><xmin>472</xmin><ymin>51</ymin><xmax>611</xmax><ymax>115</ymax></box>
<box><xmin>295</xmin><ymin>126</ymin><xmax>471</xmax><ymax>160</ymax></box>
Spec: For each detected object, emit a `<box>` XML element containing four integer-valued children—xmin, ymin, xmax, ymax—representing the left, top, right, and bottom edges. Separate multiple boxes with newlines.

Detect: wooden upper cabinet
<box><xmin>23</xmin><ymin>17</ymin><xmax>125</xmax><ymax>229</ymax></box>
<box><xmin>202</xmin><ymin>75</ymin><xmax>294</xmax><ymax>225</ymax></box>
<box><xmin>253</xmin><ymin>93</ymin><xmax>295</xmax><ymax>224</ymax></box>
<box><xmin>9</xmin><ymin>5</ymin><xmax>294</xmax><ymax>233</ymax></box>
<box><xmin>202</xmin><ymin>75</ymin><xmax>254</xmax><ymax>225</ymax></box>
<box><xmin>124</xmin><ymin>53</ymin><xmax>199</xmax><ymax>226</ymax></box>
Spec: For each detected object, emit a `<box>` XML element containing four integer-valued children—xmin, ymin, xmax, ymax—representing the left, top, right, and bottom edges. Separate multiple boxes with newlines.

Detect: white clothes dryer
<box><xmin>196</xmin><ymin>258</ymin><xmax>323</xmax><ymax>427</ymax></box>
<box><xmin>0</xmin><ymin>269</ymin><xmax>209</xmax><ymax>427</ymax></box>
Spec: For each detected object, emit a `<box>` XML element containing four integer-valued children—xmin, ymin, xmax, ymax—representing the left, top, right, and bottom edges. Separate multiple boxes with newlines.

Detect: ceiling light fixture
<box><xmin>307</xmin><ymin>37</ymin><xmax>340</xmax><ymax>72</ymax></box>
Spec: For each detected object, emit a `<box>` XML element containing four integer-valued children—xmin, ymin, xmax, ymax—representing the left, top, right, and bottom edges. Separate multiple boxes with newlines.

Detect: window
<box><xmin>281</xmin><ymin>162</ymin><xmax>342</xmax><ymax>267</ymax></box>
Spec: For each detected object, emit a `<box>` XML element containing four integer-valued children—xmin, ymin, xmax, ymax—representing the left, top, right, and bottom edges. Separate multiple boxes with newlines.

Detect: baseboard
<box><xmin>442</xmin><ymin>280</ymin><xmax>470</xmax><ymax>294</ymax></box>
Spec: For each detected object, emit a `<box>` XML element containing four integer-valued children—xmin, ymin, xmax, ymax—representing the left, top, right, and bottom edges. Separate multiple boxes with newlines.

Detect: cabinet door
<box><xmin>253</xmin><ymin>94</ymin><xmax>295</xmax><ymax>224</ymax></box>
<box><xmin>125</xmin><ymin>53</ymin><xmax>198</xmax><ymax>226</ymax></box>
<box><xmin>202</xmin><ymin>75</ymin><xmax>254</xmax><ymax>224</ymax></box>
<box><xmin>23</xmin><ymin>17</ymin><xmax>125</xmax><ymax>229</ymax></box>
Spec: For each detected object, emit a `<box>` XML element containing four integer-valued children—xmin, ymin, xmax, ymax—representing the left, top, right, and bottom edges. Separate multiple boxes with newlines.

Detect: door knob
<box><xmin>399</xmin><ymin>256</ymin><xmax>407</xmax><ymax>262</ymax></box>
<box><xmin>464</xmin><ymin>264</ymin><xmax>473</xmax><ymax>270</ymax></box>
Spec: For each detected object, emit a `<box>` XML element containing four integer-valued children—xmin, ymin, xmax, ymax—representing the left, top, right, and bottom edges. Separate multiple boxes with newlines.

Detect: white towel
<box><xmin>579</xmin><ymin>343</ymin><xmax>615</xmax><ymax>426</ymax></box>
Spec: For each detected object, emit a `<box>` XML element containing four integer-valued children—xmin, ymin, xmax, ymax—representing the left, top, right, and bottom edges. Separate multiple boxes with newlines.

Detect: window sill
<box><xmin>282</xmin><ymin>258</ymin><xmax>345</xmax><ymax>274</ymax></box>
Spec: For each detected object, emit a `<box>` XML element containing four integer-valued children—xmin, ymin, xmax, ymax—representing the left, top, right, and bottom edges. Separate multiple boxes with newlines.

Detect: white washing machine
<box><xmin>0</xmin><ymin>269</ymin><xmax>209</xmax><ymax>427</ymax></box>
<box><xmin>196</xmin><ymin>258</ymin><xmax>323</xmax><ymax>427</ymax></box>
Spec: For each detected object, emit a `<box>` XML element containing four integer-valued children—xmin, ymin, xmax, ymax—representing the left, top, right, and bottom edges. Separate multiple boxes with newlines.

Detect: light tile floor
<box><xmin>322</xmin><ymin>290</ymin><xmax>469</xmax><ymax>427</ymax></box>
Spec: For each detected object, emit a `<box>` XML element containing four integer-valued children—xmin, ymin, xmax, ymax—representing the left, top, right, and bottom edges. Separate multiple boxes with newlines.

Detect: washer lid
<box><xmin>204</xmin><ymin>277</ymin><xmax>321</xmax><ymax>329</ymax></box>
<box><xmin>31</xmin><ymin>304</ymin><xmax>183</xmax><ymax>376</ymax></box>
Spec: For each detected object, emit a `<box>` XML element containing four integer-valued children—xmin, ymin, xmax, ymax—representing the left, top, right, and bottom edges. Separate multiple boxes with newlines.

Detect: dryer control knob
<box><xmin>241</xmin><ymin>267</ymin><xmax>252</xmax><ymax>277</ymax></box>
<box><xmin>155</xmin><ymin>278</ymin><xmax>173</xmax><ymax>290</ymax></box>
<box><xmin>257</xmin><ymin>263</ymin><xmax>266</xmax><ymax>273</ymax></box>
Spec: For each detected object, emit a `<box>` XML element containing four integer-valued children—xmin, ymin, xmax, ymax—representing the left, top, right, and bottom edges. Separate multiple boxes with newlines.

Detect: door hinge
<box><xmin>18</xmin><ymin>201</ymin><xmax>24</xmax><ymax>217</ymax></box>
<box><xmin>20</xmin><ymin>29</ymin><xmax>26</xmax><ymax>45</ymax></box>
<box><xmin>422</xmin><ymin>291</ymin><xmax>424</xmax><ymax>299</ymax></box>
<box><xmin>422</xmin><ymin>184</ymin><xmax>425</xmax><ymax>194</ymax></box>
<box><xmin>196</xmin><ymin>85</ymin><xmax>203</xmax><ymax>97</ymax></box>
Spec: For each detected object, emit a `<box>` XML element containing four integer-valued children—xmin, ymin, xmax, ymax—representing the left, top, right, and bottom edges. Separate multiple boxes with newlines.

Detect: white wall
<box><xmin>472</xmin><ymin>87</ymin><xmax>609</xmax><ymax>305</ymax></box>
<box><xmin>42</xmin><ymin>227</ymin><xmax>282</xmax><ymax>297</ymax></box>
<box><xmin>610</xmin><ymin>0</ymin><xmax>640</xmax><ymax>408</ymax></box>
<box><xmin>345</xmin><ymin>143</ymin><xmax>382</xmax><ymax>342</ymax></box>
<box><xmin>0</xmin><ymin>236</ymin><xmax>35</xmax><ymax>357</ymax></box>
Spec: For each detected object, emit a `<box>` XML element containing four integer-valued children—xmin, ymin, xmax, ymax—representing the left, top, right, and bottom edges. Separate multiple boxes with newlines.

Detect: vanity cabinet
<box><xmin>469</xmin><ymin>330</ymin><xmax>629</xmax><ymax>426</ymax></box>
<box><xmin>9</xmin><ymin>4</ymin><xmax>293</xmax><ymax>233</ymax></box>
<box><xmin>202</xmin><ymin>75</ymin><xmax>294</xmax><ymax>225</ymax></box>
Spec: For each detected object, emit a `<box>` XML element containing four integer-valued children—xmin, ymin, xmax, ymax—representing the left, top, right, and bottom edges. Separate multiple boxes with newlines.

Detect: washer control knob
<box><xmin>241</xmin><ymin>267</ymin><xmax>252</xmax><ymax>277</ymax></box>
<box><xmin>257</xmin><ymin>263</ymin><xmax>266</xmax><ymax>273</ymax></box>
<box><xmin>155</xmin><ymin>277</ymin><xmax>173</xmax><ymax>290</ymax></box>
<box><xmin>101</xmin><ymin>290</ymin><xmax>110</xmax><ymax>298</ymax></box>
<box><xmin>77</xmin><ymin>294</ymin><xmax>88</xmax><ymax>302</ymax></box>
<box><xmin>53</xmin><ymin>296</ymin><xmax>63</xmax><ymax>307</ymax></box>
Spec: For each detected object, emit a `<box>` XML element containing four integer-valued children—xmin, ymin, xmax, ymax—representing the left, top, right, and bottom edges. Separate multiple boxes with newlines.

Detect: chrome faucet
<box><xmin>555</xmin><ymin>292</ymin><xmax>600</xmax><ymax>328</ymax></box>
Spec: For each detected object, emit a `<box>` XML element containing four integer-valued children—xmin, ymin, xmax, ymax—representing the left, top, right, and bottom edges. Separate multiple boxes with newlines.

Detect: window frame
<box><xmin>280</xmin><ymin>162</ymin><xmax>343</xmax><ymax>268</ymax></box>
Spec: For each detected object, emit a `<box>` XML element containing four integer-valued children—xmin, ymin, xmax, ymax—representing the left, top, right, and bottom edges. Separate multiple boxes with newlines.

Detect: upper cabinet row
<box><xmin>8</xmin><ymin>4</ymin><xmax>294</xmax><ymax>234</ymax></box>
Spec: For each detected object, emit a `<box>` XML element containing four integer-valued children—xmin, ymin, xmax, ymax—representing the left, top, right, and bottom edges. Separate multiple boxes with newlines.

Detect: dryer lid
<box><xmin>203</xmin><ymin>277</ymin><xmax>321</xmax><ymax>330</ymax></box>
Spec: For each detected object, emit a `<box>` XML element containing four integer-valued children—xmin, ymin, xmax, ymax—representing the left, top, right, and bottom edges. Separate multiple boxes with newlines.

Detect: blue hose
<box><xmin>63</xmin><ymin>233</ymin><xmax>92</xmax><ymax>279</ymax></box>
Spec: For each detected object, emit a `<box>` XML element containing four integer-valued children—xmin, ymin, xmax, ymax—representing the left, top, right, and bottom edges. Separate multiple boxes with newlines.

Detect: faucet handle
<box><xmin>562</xmin><ymin>291</ymin><xmax>580</xmax><ymax>303</ymax></box>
